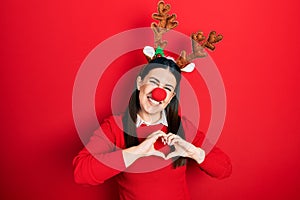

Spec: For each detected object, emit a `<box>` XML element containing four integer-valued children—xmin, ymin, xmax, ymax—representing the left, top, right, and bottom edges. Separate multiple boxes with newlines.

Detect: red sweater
<box><xmin>73</xmin><ymin>115</ymin><xmax>232</xmax><ymax>200</ymax></box>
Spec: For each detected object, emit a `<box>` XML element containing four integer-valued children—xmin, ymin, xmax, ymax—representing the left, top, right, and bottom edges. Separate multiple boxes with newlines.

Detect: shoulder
<box><xmin>100</xmin><ymin>114</ymin><xmax>124</xmax><ymax>128</ymax></box>
<box><xmin>180</xmin><ymin>115</ymin><xmax>199</xmax><ymax>134</ymax></box>
<box><xmin>97</xmin><ymin>114</ymin><xmax>124</xmax><ymax>140</ymax></box>
<box><xmin>181</xmin><ymin>116</ymin><xmax>196</xmax><ymax>128</ymax></box>
<box><xmin>180</xmin><ymin>116</ymin><xmax>205</xmax><ymax>144</ymax></box>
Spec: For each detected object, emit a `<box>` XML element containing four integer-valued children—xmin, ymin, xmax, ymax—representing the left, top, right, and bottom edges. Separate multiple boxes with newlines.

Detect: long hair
<box><xmin>122</xmin><ymin>57</ymin><xmax>186</xmax><ymax>167</ymax></box>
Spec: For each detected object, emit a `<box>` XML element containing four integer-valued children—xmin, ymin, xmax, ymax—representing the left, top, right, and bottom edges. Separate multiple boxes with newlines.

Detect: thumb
<box><xmin>151</xmin><ymin>150</ymin><xmax>166</xmax><ymax>159</ymax></box>
<box><xmin>165</xmin><ymin>151</ymin><xmax>179</xmax><ymax>160</ymax></box>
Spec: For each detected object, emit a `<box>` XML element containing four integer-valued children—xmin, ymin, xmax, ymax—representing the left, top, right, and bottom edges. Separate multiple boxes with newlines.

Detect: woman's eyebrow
<box><xmin>149</xmin><ymin>77</ymin><xmax>160</xmax><ymax>83</ymax></box>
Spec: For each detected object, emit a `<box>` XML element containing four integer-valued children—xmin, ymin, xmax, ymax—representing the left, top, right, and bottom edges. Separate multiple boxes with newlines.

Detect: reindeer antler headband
<box><xmin>143</xmin><ymin>1</ymin><xmax>223</xmax><ymax>72</ymax></box>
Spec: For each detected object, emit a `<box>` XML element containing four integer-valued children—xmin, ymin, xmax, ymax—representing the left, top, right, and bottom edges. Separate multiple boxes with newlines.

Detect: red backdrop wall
<box><xmin>1</xmin><ymin>0</ymin><xmax>300</xmax><ymax>199</ymax></box>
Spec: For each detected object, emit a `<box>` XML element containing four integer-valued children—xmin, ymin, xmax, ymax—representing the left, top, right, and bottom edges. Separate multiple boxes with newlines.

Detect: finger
<box><xmin>165</xmin><ymin>151</ymin><xmax>179</xmax><ymax>160</ymax></box>
<box><xmin>167</xmin><ymin>134</ymin><xmax>180</xmax><ymax>145</ymax></box>
<box><xmin>161</xmin><ymin>133</ymin><xmax>172</xmax><ymax>144</ymax></box>
<box><xmin>161</xmin><ymin>137</ymin><xmax>166</xmax><ymax>145</ymax></box>
<box><xmin>147</xmin><ymin>130</ymin><xmax>167</xmax><ymax>139</ymax></box>
<box><xmin>165</xmin><ymin>133</ymin><xmax>175</xmax><ymax>145</ymax></box>
<box><xmin>161</xmin><ymin>137</ymin><xmax>167</xmax><ymax>145</ymax></box>
<box><xmin>169</xmin><ymin>138</ymin><xmax>181</xmax><ymax>146</ymax></box>
<box><xmin>147</xmin><ymin>132</ymin><xmax>168</xmax><ymax>144</ymax></box>
<box><xmin>170</xmin><ymin>137</ymin><xmax>190</xmax><ymax>147</ymax></box>
<box><xmin>165</xmin><ymin>132</ymin><xmax>174</xmax><ymax>137</ymax></box>
<box><xmin>146</xmin><ymin>130</ymin><xmax>162</xmax><ymax>138</ymax></box>
<box><xmin>146</xmin><ymin>132</ymin><xmax>165</xmax><ymax>142</ymax></box>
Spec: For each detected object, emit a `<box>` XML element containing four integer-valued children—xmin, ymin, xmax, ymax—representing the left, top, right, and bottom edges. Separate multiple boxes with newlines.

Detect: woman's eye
<box><xmin>164</xmin><ymin>87</ymin><xmax>172</xmax><ymax>92</ymax></box>
<box><xmin>149</xmin><ymin>80</ymin><xmax>159</xmax><ymax>85</ymax></box>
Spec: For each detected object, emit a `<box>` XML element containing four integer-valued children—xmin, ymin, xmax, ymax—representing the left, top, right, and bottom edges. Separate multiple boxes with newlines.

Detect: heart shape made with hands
<box><xmin>137</xmin><ymin>127</ymin><xmax>203</xmax><ymax>161</ymax></box>
<box><xmin>153</xmin><ymin>134</ymin><xmax>196</xmax><ymax>160</ymax></box>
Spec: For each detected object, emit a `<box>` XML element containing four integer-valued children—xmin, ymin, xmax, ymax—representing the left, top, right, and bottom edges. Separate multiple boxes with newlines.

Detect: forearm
<box><xmin>122</xmin><ymin>146</ymin><xmax>143</xmax><ymax>167</ymax></box>
<box><xmin>73</xmin><ymin>148</ymin><xmax>126</xmax><ymax>185</ymax></box>
<box><xmin>199</xmin><ymin>147</ymin><xmax>232</xmax><ymax>179</ymax></box>
<box><xmin>189</xmin><ymin>147</ymin><xmax>205</xmax><ymax>164</ymax></box>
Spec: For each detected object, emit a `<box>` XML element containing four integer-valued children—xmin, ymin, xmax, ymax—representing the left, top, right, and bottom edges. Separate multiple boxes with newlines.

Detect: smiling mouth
<box><xmin>147</xmin><ymin>96</ymin><xmax>161</xmax><ymax>105</ymax></box>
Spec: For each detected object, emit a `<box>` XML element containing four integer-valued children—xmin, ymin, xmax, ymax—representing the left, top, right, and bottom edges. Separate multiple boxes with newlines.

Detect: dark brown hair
<box><xmin>122</xmin><ymin>57</ymin><xmax>186</xmax><ymax>167</ymax></box>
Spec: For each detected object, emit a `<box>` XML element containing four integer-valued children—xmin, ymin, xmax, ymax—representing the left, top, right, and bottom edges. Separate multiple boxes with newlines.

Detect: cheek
<box><xmin>140</xmin><ymin>84</ymin><xmax>155</xmax><ymax>95</ymax></box>
<box><xmin>164</xmin><ymin>93</ymin><xmax>175</xmax><ymax>104</ymax></box>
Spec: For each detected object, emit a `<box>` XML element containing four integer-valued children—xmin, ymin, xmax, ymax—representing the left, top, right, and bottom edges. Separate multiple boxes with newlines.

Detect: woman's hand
<box><xmin>122</xmin><ymin>130</ymin><xmax>167</xmax><ymax>167</ymax></box>
<box><xmin>122</xmin><ymin>131</ymin><xmax>205</xmax><ymax>167</ymax></box>
<box><xmin>165</xmin><ymin>133</ymin><xmax>205</xmax><ymax>164</ymax></box>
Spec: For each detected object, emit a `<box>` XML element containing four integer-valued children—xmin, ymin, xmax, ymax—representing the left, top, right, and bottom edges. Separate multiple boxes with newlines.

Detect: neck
<box><xmin>138</xmin><ymin>111</ymin><xmax>162</xmax><ymax>124</ymax></box>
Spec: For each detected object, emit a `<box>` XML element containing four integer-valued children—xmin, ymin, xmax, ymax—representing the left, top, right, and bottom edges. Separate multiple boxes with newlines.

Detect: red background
<box><xmin>1</xmin><ymin>0</ymin><xmax>300</xmax><ymax>199</ymax></box>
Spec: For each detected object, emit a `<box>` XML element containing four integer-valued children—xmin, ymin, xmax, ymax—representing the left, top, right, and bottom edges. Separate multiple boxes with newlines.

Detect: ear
<box><xmin>136</xmin><ymin>76</ymin><xmax>142</xmax><ymax>90</ymax></box>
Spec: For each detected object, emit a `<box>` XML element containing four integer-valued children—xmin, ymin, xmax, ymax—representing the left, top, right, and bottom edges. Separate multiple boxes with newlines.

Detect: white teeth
<box><xmin>148</xmin><ymin>97</ymin><xmax>160</xmax><ymax>105</ymax></box>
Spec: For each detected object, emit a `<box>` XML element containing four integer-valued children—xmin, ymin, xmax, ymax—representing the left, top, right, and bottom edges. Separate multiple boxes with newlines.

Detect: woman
<box><xmin>73</xmin><ymin>57</ymin><xmax>232</xmax><ymax>200</ymax></box>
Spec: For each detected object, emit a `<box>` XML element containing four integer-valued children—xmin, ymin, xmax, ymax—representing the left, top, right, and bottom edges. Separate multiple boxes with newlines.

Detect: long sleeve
<box><xmin>198</xmin><ymin>145</ymin><xmax>232</xmax><ymax>179</ymax></box>
<box><xmin>73</xmin><ymin>117</ymin><xmax>126</xmax><ymax>185</ymax></box>
<box><xmin>182</xmin><ymin>117</ymin><xmax>232</xmax><ymax>179</ymax></box>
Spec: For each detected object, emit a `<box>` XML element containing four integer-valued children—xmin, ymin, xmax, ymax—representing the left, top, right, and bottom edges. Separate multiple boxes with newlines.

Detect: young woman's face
<box><xmin>137</xmin><ymin>68</ymin><xmax>177</xmax><ymax>117</ymax></box>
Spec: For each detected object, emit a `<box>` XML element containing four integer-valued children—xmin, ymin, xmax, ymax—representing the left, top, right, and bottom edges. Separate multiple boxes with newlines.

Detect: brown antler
<box><xmin>176</xmin><ymin>31</ymin><xmax>223</xmax><ymax>69</ymax></box>
<box><xmin>202</xmin><ymin>31</ymin><xmax>223</xmax><ymax>50</ymax></box>
<box><xmin>145</xmin><ymin>1</ymin><xmax>223</xmax><ymax>70</ymax></box>
<box><xmin>151</xmin><ymin>1</ymin><xmax>178</xmax><ymax>49</ymax></box>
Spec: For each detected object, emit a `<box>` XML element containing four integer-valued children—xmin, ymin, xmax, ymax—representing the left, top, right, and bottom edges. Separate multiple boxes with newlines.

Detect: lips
<box><xmin>147</xmin><ymin>96</ymin><xmax>161</xmax><ymax>106</ymax></box>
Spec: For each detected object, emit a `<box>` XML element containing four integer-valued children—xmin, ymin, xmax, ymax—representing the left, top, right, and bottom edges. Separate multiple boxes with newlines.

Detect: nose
<box><xmin>151</xmin><ymin>87</ymin><xmax>167</xmax><ymax>102</ymax></box>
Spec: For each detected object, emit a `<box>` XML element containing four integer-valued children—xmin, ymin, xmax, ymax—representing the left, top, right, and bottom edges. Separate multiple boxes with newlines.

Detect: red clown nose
<box><xmin>151</xmin><ymin>88</ymin><xmax>167</xmax><ymax>102</ymax></box>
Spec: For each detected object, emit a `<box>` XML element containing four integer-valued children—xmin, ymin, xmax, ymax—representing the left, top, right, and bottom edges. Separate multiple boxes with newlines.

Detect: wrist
<box><xmin>191</xmin><ymin>147</ymin><xmax>205</xmax><ymax>164</ymax></box>
<box><xmin>122</xmin><ymin>146</ymin><xmax>142</xmax><ymax>167</ymax></box>
<box><xmin>124</xmin><ymin>146</ymin><xmax>140</xmax><ymax>156</ymax></box>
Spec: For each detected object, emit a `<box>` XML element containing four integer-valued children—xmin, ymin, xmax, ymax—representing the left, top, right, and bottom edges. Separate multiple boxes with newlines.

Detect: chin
<box><xmin>143</xmin><ymin>107</ymin><xmax>163</xmax><ymax>115</ymax></box>
<box><xmin>140</xmin><ymin>103</ymin><xmax>163</xmax><ymax>115</ymax></box>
